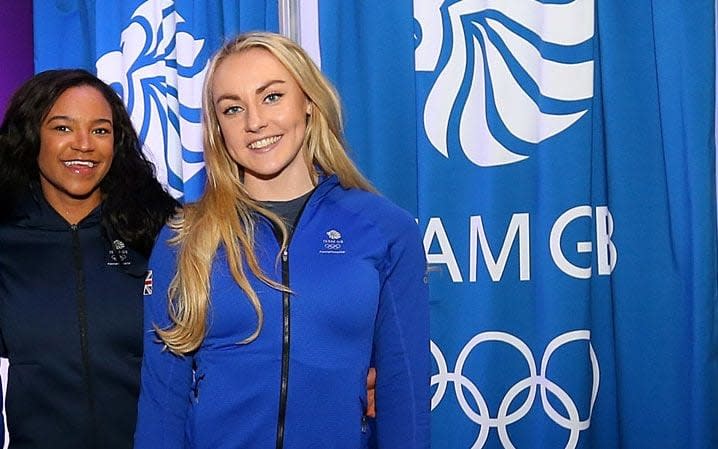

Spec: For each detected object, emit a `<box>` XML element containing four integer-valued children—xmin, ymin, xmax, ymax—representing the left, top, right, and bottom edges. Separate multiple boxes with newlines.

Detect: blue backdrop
<box><xmin>33</xmin><ymin>1</ymin><xmax>718</xmax><ymax>448</ymax></box>
<box><xmin>316</xmin><ymin>0</ymin><xmax>717</xmax><ymax>448</ymax></box>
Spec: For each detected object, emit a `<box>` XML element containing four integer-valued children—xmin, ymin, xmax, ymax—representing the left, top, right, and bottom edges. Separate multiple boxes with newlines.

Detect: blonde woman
<box><xmin>134</xmin><ymin>32</ymin><xmax>429</xmax><ymax>449</ymax></box>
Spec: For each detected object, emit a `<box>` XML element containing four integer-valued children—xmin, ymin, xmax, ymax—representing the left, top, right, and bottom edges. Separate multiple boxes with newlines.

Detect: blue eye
<box><xmin>264</xmin><ymin>93</ymin><xmax>283</xmax><ymax>103</ymax></box>
<box><xmin>223</xmin><ymin>105</ymin><xmax>244</xmax><ymax>115</ymax></box>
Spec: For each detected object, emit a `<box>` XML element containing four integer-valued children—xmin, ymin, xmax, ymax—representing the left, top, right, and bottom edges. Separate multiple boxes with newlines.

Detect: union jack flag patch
<box><xmin>143</xmin><ymin>270</ymin><xmax>153</xmax><ymax>296</ymax></box>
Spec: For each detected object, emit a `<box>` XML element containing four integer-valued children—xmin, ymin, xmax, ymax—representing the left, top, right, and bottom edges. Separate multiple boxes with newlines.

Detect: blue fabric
<box><xmin>318</xmin><ymin>0</ymin><xmax>418</xmax><ymax>215</ymax></box>
<box><xmin>134</xmin><ymin>176</ymin><xmax>430</xmax><ymax>449</ymax></box>
<box><xmin>318</xmin><ymin>1</ymin><xmax>717</xmax><ymax>448</ymax></box>
<box><xmin>596</xmin><ymin>1</ymin><xmax>717</xmax><ymax>447</ymax></box>
<box><xmin>33</xmin><ymin>0</ymin><xmax>278</xmax><ymax>202</ymax></box>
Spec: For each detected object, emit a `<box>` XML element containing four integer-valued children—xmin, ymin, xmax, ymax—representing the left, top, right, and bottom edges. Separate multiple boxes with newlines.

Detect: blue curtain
<box><xmin>318</xmin><ymin>0</ymin><xmax>418</xmax><ymax>214</ymax></box>
<box><xmin>596</xmin><ymin>1</ymin><xmax>717</xmax><ymax>447</ymax></box>
<box><xmin>317</xmin><ymin>0</ymin><xmax>717</xmax><ymax>448</ymax></box>
<box><xmin>33</xmin><ymin>0</ymin><xmax>279</xmax><ymax>202</ymax></box>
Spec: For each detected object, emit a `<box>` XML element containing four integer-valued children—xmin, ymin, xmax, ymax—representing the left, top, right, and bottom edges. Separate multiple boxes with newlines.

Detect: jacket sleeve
<box><xmin>372</xmin><ymin>214</ymin><xmax>431</xmax><ymax>448</ymax></box>
<box><xmin>133</xmin><ymin>227</ymin><xmax>193</xmax><ymax>449</ymax></box>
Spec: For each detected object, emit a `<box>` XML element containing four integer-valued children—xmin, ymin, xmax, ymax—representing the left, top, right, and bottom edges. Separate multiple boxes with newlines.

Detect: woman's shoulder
<box><xmin>326</xmin><ymin>187</ymin><xmax>418</xmax><ymax>235</ymax></box>
<box><xmin>149</xmin><ymin>211</ymin><xmax>185</xmax><ymax>259</ymax></box>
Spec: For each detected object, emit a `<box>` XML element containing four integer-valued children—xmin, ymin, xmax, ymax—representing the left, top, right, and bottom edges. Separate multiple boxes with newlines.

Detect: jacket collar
<box><xmin>9</xmin><ymin>189</ymin><xmax>102</xmax><ymax>231</ymax></box>
<box><xmin>306</xmin><ymin>173</ymin><xmax>341</xmax><ymax>205</ymax></box>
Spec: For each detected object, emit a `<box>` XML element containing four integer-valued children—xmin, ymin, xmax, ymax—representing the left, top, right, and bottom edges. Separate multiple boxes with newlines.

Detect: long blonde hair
<box><xmin>157</xmin><ymin>32</ymin><xmax>373</xmax><ymax>355</ymax></box>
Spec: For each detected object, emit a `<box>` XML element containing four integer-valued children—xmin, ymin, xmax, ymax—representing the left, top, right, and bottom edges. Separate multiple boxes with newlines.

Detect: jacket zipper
<box><xmin>70</xmin><ymin>224</ymin><xmax>96</xmax><ymax>446</ymax></box>
<box><xmin>269</xmin><ymin>185</ymin><xmax>320</xmax><ymax>448</ymax></box>
<box><xmin>275</xmin><ymin>247</ymin><xmax>290</xmax><ymax>449</ymax></box>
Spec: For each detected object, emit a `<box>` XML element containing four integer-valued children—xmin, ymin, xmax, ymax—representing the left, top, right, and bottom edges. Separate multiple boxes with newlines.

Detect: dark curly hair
<box><xmin>0</xmin><ymin>69</ymin><xmax>179</xmax><ymax>257</ymax></box>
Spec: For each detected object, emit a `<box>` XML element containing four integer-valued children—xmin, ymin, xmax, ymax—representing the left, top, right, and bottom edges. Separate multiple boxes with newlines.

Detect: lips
<box><xmin>247</xmin><ymin>135</ymin><xmax>281</xmax><ymax>150</ymax></box>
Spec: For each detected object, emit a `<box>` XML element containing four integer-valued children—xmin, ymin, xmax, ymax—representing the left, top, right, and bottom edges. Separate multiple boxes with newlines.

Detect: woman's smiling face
<box><xmin>38</xmin><ymin>85</ymin><xmax>114</xmax><ymax>219</ymax></box>
<box><xmin>212</xmin><ymin>47</ymin><xmax>313</xmax><ymax>200</ymax></box>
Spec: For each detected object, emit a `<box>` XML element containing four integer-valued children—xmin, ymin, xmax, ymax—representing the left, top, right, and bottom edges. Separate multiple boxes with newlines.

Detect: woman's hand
<box><xmin>366</xmin><ymin>367</ymin><xmax>376</xmax><ymax>418</ymax></box>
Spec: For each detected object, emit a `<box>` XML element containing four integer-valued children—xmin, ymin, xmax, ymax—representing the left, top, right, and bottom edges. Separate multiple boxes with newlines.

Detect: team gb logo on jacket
<box><xmin>321</xmin><ymin>229</ymin><xmax>346</xmax><ymax>254</ymax></box>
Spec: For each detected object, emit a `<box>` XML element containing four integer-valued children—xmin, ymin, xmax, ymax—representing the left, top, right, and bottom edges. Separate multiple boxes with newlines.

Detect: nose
<box><xmin>244</xmin><ymin>105</ymin><xmax>267</xmax><ymax>133</ymax></box>
<box><xmin>72</xmin><ymin>130</ymin><xmax>94</xmax><ymax>152</ymax></box>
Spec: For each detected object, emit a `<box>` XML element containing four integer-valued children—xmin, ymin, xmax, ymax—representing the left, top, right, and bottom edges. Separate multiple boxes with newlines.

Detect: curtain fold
<box><xmin>598</xmin><ymin>0</ymin><xmax>718</xmax><ymax>447</ymax></box>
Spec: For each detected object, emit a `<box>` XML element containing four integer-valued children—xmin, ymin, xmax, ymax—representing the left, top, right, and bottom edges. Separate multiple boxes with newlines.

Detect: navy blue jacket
<box><xmin>0</xmin><ymin>195</ymin><xmax>146</xmax><ymax>449</ymax></box>
<box><xmin>134</xmin><ymin>176</ymin><xmax>430</xmax><ymax>449</ymax></box>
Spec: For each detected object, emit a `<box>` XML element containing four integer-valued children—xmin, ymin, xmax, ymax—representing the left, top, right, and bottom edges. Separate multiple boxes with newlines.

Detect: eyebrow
<box><xmin>214</xmin><ymin>79</ymin><xmax>287</xmax><ymax>104</ymax></box>
<box><xmin>255</xmin><ymin>79</ymin><xmax>286</xmax><ymax>94</ymax></box>
<box><xmin>45</xmin><ymin>115</ymin><xmax>113</xmax><ymax>126</ymax></box>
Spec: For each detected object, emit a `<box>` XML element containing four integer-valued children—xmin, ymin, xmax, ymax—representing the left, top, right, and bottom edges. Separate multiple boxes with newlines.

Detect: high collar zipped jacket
<box><xmin>0</xmin><ymin>195</ymin><xmax>146</xmax><ymax>449</ymax></box>
<box><xmin>134</xmin><ymin>175</ymin><xmax>430</xmax><ymax>449</ymax></box>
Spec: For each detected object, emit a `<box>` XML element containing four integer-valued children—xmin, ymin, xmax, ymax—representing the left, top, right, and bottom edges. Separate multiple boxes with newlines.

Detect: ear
<box><xmin>306</xmin><ymin>101</ymin><xmax>313</xmax><ymax>116</ymax></box>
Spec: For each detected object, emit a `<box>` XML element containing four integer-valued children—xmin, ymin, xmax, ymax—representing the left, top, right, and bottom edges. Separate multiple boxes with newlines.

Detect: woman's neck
<box><xmin>245</xmin><ymin>171</ymin><xmax>314</xmax><ymax>202</ymax></box>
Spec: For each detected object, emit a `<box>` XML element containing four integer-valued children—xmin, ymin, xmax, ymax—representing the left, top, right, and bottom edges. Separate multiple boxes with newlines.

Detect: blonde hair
<box><xmin>157</xmin><ymin>32</ymin><xmax>373</xmax><ymax>354</ymax></box>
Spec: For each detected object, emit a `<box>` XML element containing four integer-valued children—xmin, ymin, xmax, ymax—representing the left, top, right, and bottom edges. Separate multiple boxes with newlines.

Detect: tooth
<box><xmin>249</xmin><ymin>136</ymin><xmax>280</xmax><ymax>149</ymax></box>
<box><xmin>65</xmin><ymin>160</ymin><xmax>95</xmax><ymax>168</ymax></box>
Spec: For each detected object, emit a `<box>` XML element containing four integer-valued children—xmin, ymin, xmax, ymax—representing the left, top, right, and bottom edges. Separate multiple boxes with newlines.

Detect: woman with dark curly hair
<box><xmin>0</xmin><ymin>69</ymin><xmax>178</xmax><ymax>449</ymax></box>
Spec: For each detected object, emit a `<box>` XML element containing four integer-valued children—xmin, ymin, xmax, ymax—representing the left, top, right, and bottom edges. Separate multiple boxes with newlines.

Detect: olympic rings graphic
<box><xmin>431</xmin><ymin>330</ymin><xmax>599</xmax><ymax>449</ymax></box>
<box><xmin>324</xmin><ymin>243</ymin><xmax>342</xmax><ymax>250</ymax></box>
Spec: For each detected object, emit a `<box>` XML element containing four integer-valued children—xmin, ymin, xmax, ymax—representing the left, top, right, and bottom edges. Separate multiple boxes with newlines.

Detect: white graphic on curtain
<box><xmin>96</xmin><ymin>0</ymin><xmax>207</xmax><ymax>198</ymax></box>
<box><xmin>415</xmin><ymin>0</ymin><xmax>594</xmax><ymax>167</ymax></box>
<box><xmin>431</xmin><ymin>330</ymin><xmax>599</xmax><ymax>449</ymax></box>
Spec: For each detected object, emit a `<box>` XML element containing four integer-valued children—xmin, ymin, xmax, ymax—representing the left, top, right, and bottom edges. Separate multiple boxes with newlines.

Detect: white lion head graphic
<box><xmin>96</xmin><ymin>0</ymin><xmax>207</xmax><ymax>198</ymax></box>
<box><xmin>415</xmin><ymin>0</ymin><xmax>594</xmax><ymax>167</ymax></box>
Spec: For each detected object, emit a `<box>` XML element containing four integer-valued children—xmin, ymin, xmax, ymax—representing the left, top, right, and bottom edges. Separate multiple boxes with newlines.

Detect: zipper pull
<box><xmin>361</xmin><ymin>415</ymin><xmax>368</xmax><ymax>433</ymax></box>
<box><xmin>70</xmin><ymin>224</ymin><xmax>78</xmax><ymax>231</ymax></box>
<box><xmin>282</xmin><ymin>248</ymin><xmax>288</xmax><ymax>263</ymax></box>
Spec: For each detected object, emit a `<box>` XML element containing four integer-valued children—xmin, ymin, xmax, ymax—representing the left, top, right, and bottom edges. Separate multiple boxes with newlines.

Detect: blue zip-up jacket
<box><xmin>0</xmin><ymin>194</ymin><xmax>146</xmax><ymax>449</ymax></box>
<box><xmin>134</xmin><ymin>175</ymin><xmax>430</xmax><ymax>449</ymax></box>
